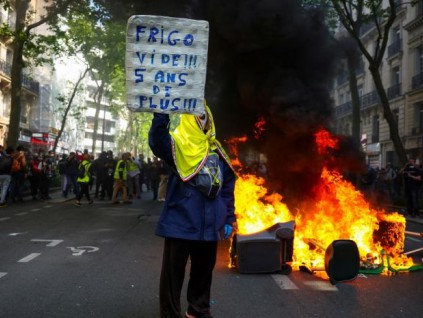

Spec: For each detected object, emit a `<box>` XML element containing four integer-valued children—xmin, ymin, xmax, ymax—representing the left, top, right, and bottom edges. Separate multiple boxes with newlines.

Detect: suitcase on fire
<box><xmin>324</xmin><ymin>239</ymin><xmax>360</xmax><ymax>285</ymax></box>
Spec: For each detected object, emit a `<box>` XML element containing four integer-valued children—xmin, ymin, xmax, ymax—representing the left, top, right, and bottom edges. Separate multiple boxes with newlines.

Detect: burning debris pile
<box><xmin>182</xmin><ymin>1</ymin><xmax>422</xmax><ymax>276</ymax></box>
<box><xmin>230</xmin><ymin>129</ymin><xmax>421</xmax><ymax>276</ymax></box>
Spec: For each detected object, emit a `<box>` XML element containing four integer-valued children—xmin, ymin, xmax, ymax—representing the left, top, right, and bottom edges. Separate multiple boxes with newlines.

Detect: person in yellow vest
<box><xmin>111</xmin><ymin>152</ymin><xmax>132</xmax><ymax>204</ymax></box>
<box><xmin>74</xmin><ymin>153</ymin><xmax>93</xmax><ymax>206</ymax></box>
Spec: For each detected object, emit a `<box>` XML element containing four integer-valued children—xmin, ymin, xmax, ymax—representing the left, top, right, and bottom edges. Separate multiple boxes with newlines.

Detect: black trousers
<box><xmin>160</xmin><ymin>238</ymin><xmax>217</xmax><ymax>318</ymax></box>
<box><xmin>76</xmin><ymin>182</ymin><xmax>91</xmax><ymax>202</ymax></box>
<box><xmin>405</xmin><ymin>185</ymin><xmax>420</xmax><ymax>216</ymax></box>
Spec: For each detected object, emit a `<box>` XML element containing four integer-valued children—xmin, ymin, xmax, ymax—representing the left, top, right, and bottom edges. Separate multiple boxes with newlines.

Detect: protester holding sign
<box><xmin>148</xmin><ymin>103</ymin><xmax>236</xmax><ymax>318</ymax></box>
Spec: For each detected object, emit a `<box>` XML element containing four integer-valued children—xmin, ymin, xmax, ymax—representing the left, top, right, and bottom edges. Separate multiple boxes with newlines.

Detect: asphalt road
<box><xmin>0</xmin><ymin>191</ymin><xmax>423</xmax><ymax>318</ymax></box>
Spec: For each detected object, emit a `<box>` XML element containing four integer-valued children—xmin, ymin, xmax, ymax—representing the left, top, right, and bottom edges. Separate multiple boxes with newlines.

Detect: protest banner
<box><xmin>126</xmin><ymin>15</ymin><xmax>209</xmax><ymax>115</ymax></box>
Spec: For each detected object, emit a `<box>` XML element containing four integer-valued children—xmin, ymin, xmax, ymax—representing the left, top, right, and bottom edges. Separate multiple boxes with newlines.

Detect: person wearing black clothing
<box><xmin>93</xmin><ymin>152</ymin><xmax>108</xmax><ymax>200</ymax></box>
<box><xmin>149</xmin><ymin>157</ymin><xmax>161</xmax><ymax>200</ymax></box>
<box><xmin>65</xmin><ymin>152</ymin><xmax>80</xmax><ymax>198</ymax></box>
<box><xmin>400</xmin><ymin>157</ymin><xmax>422</xmax><ymax>217</ymax></box>
<box><xmin>103</xmin><ymin>150</ymin><xmax>116</xmax><ymax>200</ymax></box>
<box><xmin>145</xmin><ymin>157</ymin><xmax>153</xmax><ymax>191</ymax></box>
<box><xmin>39</xmin><ymin>151</ymin><xmax>55</xmax><ymax>200</ymax></box>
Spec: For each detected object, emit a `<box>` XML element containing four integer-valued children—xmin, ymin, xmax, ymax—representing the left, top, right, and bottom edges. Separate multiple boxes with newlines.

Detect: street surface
<box><xmin>0</xmin><ymin>191</ymin><xmax>423</xmax><ymax>317</ymax></box>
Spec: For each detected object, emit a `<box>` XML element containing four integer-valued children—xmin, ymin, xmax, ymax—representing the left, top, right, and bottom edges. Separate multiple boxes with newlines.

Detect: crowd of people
<box><xmin>360</xmin><ymin>158</ymin><xmax>423</xmax><ymax>216</ymax></box>
<box><xmin>0</xmin><ymin>146</ymin><xmax>171</xmax><ymax>207</ymax></box>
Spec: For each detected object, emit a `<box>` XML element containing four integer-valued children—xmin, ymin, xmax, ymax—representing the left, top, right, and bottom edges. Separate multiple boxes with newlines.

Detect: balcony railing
<box><xmin>0</xmin><ymin>59</ymin><xmax>39</xmax><ymax>94</ymax></box>
<box><xmin>387</xmin><ymin>39</ymin><xmax>402</xmax><ymax>57</ymax></box>
<box><xmin>361</xmin><ymin>90</ymin><xmax>380</xmax><ymax>109</ymax></box>
<box><xmin>360</xmin><ymin>23</ymin><xmax>374</xmax><ymax>36</ymax></box>
<box><xmin>387</xmin><ymin>83</ymin><xmax>402</xmax><ymax>99</ymax></box>
<box><xmin>335</xmin><ymin>90</ymin><xmax>382</xmax><ymax>117</ymax></box>
<box><xmin>0</xmin><ymin>60</ymin><xmax>12</xmax><ymax>77</ymax></box>
<box><xmin>22</xmin><ymin>76</ymin><xmax>39</xmax><ymax>94</ymax></box>
<box><xmin>412</xmin><ymin>72</ymin><xmax>423</xmax><ymax>90</ymax></box>
<box><xmin>356</xmin><ymin>61</ymin><xmax>365</xmax><ymax>76</ymax></box>
<box><xmin>411</xmin><ymin>127</ymin><xmax>422</xmax><ymax>136</ymax></box>
<box><xmin>335</xmin><ymin>101</ymin><xmax>352</xmax><ymax>117</ymax></box>
<box><xmin>337</xmin><ymin>72</ymin><xmax>348</xmax><ymax>86</ymax></box>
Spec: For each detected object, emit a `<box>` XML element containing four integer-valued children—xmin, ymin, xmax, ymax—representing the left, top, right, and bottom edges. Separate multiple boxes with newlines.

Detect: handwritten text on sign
<box><xmin>126</xmin><ymin>15</ymin><xmax>209</xmax><ymax>115</ymax></box>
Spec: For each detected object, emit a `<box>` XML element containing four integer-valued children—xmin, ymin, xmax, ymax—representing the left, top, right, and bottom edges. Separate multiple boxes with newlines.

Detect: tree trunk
<box><xmin>91</xmin><ymin>83</ymin><xmax>105</xmax><ymax>155</ymax></box>
<box><xmin>369</xmin><ymin>66</ymin><xmax>408</xmax><ymax>166</ymax></box>
<box><xmin>7</xmin><ymin>0</ymin><xmax>30</xmax><ymax>149</ymax></box>
<box><xmin>8</xmin><ymin>42</ymin><xmax>24</xmax><ymax>149</ymax></box>
<box><xmin>52</xmin><ymin>68</ymin><xmax>89</xmax><ymax>153</ymax></box>
<box><xmin>347</xmin><ymin>57</ymin><xmax>360</xmax><ymax>145</ymax></box>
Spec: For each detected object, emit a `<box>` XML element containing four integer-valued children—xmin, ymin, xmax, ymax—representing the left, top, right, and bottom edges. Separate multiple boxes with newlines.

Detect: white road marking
<box><xmin>18</xmin><ymin>253</ymin><xmax>41</xmax><ymax>263</ymax></box>
<box><xmin>0</xmin><ymin>272</ymin><xmax>7</xmax><ymax>279</ymax></box>
<box><xmin>406</xmin><ymin>237</ymin><xmax>422</xmax><ymax>242</ymax></box>
<box><xmin>42</xmin><ymin>205</ymin><xmax>53</xmax><ymax>208</ymax></box>
<box><xmin>67</xmin><ymin>246</ymin><xmax>99</xmax><ymax>256</ymax></box>
<box><xmin>15</xmin><ymin>212</ymin><xmax>28</xmax><ymax>216</ymax></box>
<box><xmin>271</xmin><ymin>274</ymin><xmax>299</xmax><ymax>290</ymax></box>
<box><xmin>31</xmin><ymin>239</ymin><xmax>63</xmax><ymax>247</ymax></box>
<box><xmin>30</xmin><ymin>209</ymin><xmax>41</xmax><ymax>212</ymax></box>
<box><xmin>9</xmin><ymin>233</ymin><xmax>25</xmax><ymax>236</ymax></box>
<box><xmin>0</xmin><ymin>217</ymin><xmax>11</xmax><ymax>222</ymax></box>
<box><xmin>303</xmin><ymin>281</ymin><xmax>338</xmax><ymax>291</ymax></box>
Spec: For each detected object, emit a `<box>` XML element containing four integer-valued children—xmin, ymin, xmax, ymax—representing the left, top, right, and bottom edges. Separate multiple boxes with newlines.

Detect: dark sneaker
<box><xmin>0</xmin><ymin>202</ymin><xmax>7</xmax><ymax>207</ymax></box>
<box><xmin>123</xmin><ymin>201</ymin><xmax>132</xmax><ymax>204</ymax></box>
<box><xmin>112</xmin><ymin>201</ymin><xmax>119</xmax><ymax>204</ymax></box>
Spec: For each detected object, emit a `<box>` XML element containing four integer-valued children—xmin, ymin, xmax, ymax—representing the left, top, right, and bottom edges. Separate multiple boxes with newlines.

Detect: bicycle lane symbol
<box><xmin>67</xmin><ymin>246</ymin><xmax>99</xmax><ymax>256</ymax></box>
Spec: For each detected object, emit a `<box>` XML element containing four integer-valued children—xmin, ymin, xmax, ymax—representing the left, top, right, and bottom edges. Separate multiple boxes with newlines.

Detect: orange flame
<box><xmin>254</xmin><ymin>117</ymin><xmax>266</xmax><ymax>140</ymax></box>
<box><xmin>232</xmin><ymin>128</ymin><xmax>414</xmax><ymax>273</ymax></box>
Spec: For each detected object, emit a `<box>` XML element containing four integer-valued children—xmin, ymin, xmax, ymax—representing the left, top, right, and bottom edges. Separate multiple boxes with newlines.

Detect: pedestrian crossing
<box><xmin>271</xmin><ymin>274</ymin><xmax>339</xmax><ymax>291</ymax></box>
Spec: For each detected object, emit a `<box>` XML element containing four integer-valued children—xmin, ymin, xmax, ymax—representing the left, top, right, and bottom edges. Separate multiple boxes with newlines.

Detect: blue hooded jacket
<box><xmin>148</xmin><ymin>113</ymin><xmax>236</xmax><ymax>241</ymax></box>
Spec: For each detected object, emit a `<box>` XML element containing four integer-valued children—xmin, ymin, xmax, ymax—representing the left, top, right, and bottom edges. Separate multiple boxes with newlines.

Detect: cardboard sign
<box><xmin>126</xmin><ymin>15</ymin><xmax>209</xmax><ymax>115</ymax></box>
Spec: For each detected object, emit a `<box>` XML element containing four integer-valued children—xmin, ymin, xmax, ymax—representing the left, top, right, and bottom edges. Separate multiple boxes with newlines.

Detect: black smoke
<box><xmin>191</xmin><ymin>0</ymin><xmax>346</xmax><ymax>205</ymax></box>
<box><xmin>115</xmin><ymin>0</ymin><xmax>365</xmax><ymax>207</ymax></box>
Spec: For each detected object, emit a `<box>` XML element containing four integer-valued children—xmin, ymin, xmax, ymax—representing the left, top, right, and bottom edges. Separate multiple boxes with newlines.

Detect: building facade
<box><xmin>0</xmin><ymin>2</ymin><xmax>40</xmax><ymax>149</ymax></box>
<box><xmin>0</xmin><ymin>1</ymin><xmax>120</xmax><ymax>156</ymax></box>
<box><xmin>332</xmin><ymin>0</ymin><xmax>423</xmax><ymax>169</ymax></box>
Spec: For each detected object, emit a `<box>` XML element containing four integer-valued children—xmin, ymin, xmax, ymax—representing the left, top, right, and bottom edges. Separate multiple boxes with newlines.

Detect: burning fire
<box><xmin>232</xmin><ymin>128</ymin><xmax>415</xmax><ymax>273</ymax></box>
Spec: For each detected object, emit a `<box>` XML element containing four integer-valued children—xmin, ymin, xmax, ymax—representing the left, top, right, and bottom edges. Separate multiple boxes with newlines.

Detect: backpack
<box><xmin>0</xmin><ymin>155</ymin><xmax>12</xmax><ymax>173</ymax></box>
<box><xmin>58</xmin><ymin>160</ymin><xmax>67</xmax><ymax>175</ymax></box>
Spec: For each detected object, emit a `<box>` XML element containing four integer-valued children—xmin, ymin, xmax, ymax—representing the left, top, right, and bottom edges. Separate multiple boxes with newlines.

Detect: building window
<box><xmin>412</xmin><ymin>46</ymin><xmax>423</xmax><ymax>89</ymax></box>
<box><xmin>417</xmin><ymin>0</ymin><xmax>423</xmax><ymax>16</ymax></box>
<box><xmin>372</xmin><ymin>115</ymin><xmax>379</xmax><ymax>143</ymax></box>
<box><xmin>388</xmin><ymin>26</ymin><xmax>402</xmax><ymax>57</ymax></box>
<box><xmin>412</xmin><ymin>103</ymin><xmax>423</xmax><ymax>135</ymax></box>
<box><xmin>387</xmin><ymin>66</ymin><xmax>401</xmax><ymax>99</ymax></box>
<box><xmin>392</xmin><ymin>108</ymin><xmax>399</xmax><ymax>124</ymax></box>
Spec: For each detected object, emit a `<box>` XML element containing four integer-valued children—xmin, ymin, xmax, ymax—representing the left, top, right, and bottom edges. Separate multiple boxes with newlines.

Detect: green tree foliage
<box><xmin>0</xmin><ymin>0</ymin><xmax>91</xmax><ymax>148</ymax></box>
